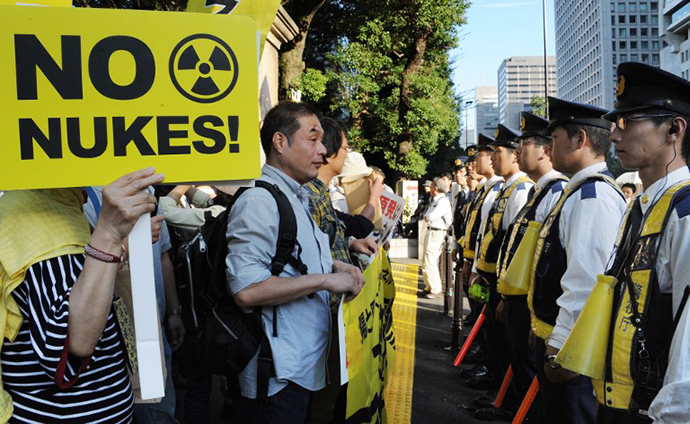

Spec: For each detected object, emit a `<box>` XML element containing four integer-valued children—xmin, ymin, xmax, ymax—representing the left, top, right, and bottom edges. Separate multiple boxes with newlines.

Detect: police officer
<box><xmin>493</xmin><ymin>112</ymin><xmax>568</xmax><ymax>422</ymax></box>
<box><xmin>590</xmin><ymin>63</ymin><xmax>690</xmax><ymax>423</ymax></box>
<box><xmin>530</xmin><ymin>98</ymin><xmax>627</xmax><ymax>423</ymax></box>
<box><xmin>473</xmin><ymin>124</ymin><xmax>532</xmax><ymax>415</ymax></box>
<box><xmin>460</xmin><ymin>134</ymin><xmax>504</xmax><ymax>386</ymax></box>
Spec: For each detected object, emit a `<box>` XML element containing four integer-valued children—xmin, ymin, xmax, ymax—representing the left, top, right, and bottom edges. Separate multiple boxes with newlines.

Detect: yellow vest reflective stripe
<box><xmin>528</xmin><ymin>174</ymin><xmax>620</xmax><ymax>340</ymax></box>
<box><xmin>476</xmin><ymin>176</ymin><xmax>532</xmax><ymax>274</ymax></box>
<box><xmin>595</xmin><ymin>180</ymin><xmax>690</xmax><ymax>412</ymax></box>
<box><xmin>497</xmin><ymin>177</ymin><xmax>568</xmax><ymax>296</ymax></box>
<box><xmin>462</xmin><ymin>180</ymin><xmax>501</xmax><ymax>260</ymax></box>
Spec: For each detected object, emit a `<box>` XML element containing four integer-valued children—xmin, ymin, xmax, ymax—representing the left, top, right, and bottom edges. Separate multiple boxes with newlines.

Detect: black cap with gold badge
<box><xmin>465</xmin><ymin>144</ymin><xmax>478</xmax><ymax>163</ymax></box>
<box><xmin>603</xmin><ymin>62</ymin><xmax>690</xmax><ymax>120</ymax></box>
<box><xmin>518</xmin><ymin>111</ymin><xmax>550</xmax><ymax>143</ymax></box>
<box><xmin>453</xmin><ymin>157</ymin><xmax>466</xmax><ymax>171</ymax></box>
<box><xmin>477</xmin><ymin>133</ymin><xmax>496</xmax><ymax>152</ymax></box>
<box><xmin>544</xmin><ymin>96</ymin><xmax>610</xmax><ymax>134</ymax></box>
<box><xmin>490</xmin><ymin>124</ymin><xmax>520</xmax><ymax>149</ymax></box>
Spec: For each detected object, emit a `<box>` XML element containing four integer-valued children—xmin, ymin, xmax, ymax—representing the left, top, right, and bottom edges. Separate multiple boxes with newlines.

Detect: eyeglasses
<box><xmin>614</xmin><ymin>114</ymin><xmax>675</xmax><ymax>131</ymax></box>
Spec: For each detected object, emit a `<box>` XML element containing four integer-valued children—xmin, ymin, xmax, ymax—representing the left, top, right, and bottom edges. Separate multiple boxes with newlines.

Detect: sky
<box><xmin>451</xmin><ymin>0</ymin><xmax>557</xmax><ymax>128</ymax></box>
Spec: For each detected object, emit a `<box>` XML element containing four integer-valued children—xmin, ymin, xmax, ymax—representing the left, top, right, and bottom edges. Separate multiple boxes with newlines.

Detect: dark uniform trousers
<box><xmin>504</xmin><ymin>295</ymin><xmax>541</xmax><ymax>421</ymax></box>
<box><xmin>480</xmin><ymin>275</ymin><xmax>515</xmax><ymax>404</ymax></box>
<box><xmin>597</xmin><ymin>407</ymin><xmax>652</xmax><ymax>424</ymax></box>
<box><xmin>535</xmin><ymin>338</ymin><xmax>596</xmax><ymax>424</ymax></box>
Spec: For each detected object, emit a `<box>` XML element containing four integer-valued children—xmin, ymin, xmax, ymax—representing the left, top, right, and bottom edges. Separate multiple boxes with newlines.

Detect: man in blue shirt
<box><xmin>225</xmin><ymin>102</ymin><xmax>365</xmax><ymax>423</ymax></box>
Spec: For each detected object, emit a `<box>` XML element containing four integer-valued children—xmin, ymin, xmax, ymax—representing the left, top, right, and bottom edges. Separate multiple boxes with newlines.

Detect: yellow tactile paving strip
<box><xmin>385</xmin><ymin>262</ymin><xmax>419</xmax><ymax>424</ymax></box>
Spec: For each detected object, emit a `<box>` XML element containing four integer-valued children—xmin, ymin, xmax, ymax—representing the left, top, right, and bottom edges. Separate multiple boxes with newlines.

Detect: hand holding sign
<box><xmin>96</xmin><ymin>168</ymin><xmax>163</xmax><ymax>245</ymax></box>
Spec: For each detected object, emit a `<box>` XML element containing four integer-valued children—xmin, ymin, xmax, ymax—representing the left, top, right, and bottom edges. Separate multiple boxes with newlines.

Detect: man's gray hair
<box><xmin>433</xmin><ymin>177</ymin><xmax>449</xmax><ymax>193</ymax></box>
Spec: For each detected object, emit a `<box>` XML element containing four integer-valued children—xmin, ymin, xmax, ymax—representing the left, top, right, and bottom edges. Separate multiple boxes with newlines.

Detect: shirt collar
<box><xmin>536</xmin><ymin>169</ymin><xmax>565</xmax><ymax>191</ymax></box>
<box><xmin>261</xmin><ymin>164</ymin><xmax>302</xmax><ymax>196</ymax></box>
<box><xmin>639</xmin><ymin>166</ymin><xmax>690</xmax><ymax>214</ymax></box>
<box><xmin>308</xmin><ymin>177</ymin><xmax>329</xmax><ymax>194</ymax></box>
<box><xmin>487</xmin><ymin>175</ymin><xmax>504</xmax><ymax>184</ymax></box>
<box><xmin>567</xmin><ymin>162</ymin><xmax>607</xmax><ymax>188</ymax></box>
<box><xmin>504</xmin><ymin>171</ymin><xmax>527</xmax><ymax>188</ymax></box>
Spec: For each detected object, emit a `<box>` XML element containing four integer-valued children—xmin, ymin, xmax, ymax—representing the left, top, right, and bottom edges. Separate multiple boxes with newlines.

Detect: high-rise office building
<box><xmin>497</xmin><ymin>56</ymin><xmax>556</xmax><ymax>129</ymax></box>
<box><xmin>661</xmin><ymin>1</ymin><xmax>690</xmax><ymax>79</ymax></box>
<box><xmin>555</xmin><ymin>0</ymin><xmax>661</xmax><ymax>108</ymax></box>
<box><xmin>474</xmin><ymin>86</ymin><xmax>500</xmax><ymax>138</ymax></box>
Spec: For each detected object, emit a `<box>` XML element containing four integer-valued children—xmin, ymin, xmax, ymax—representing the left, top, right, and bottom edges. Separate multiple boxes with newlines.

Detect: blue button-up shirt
<box><xmin>225</xmin><ymin>164</ymin><xmax>334</xmax><ymax>398</ymax></box>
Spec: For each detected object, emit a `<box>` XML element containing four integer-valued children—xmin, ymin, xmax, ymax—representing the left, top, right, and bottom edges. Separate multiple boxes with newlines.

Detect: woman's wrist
<box><xmin>89</xmin><ymin>227</ymin><xmax>123</xmax><ymax>256</ymax></box>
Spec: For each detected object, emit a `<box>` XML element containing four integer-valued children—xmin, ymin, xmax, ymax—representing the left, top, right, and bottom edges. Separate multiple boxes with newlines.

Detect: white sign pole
<box><xmin>128</xmin><ymin>215</ymin><xmax>165</xmax><ymax>400</ymax></box>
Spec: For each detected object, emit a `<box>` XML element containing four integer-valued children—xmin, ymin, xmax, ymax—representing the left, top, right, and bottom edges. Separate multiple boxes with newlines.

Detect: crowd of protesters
<box><xmin>1</xmin><ymin>61</ymin><xmax>690</xmax><ymax>424</ymax></box>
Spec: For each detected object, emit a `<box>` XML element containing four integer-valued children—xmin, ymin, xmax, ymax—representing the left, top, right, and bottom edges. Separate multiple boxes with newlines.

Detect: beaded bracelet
<box><xmin>84</xmin><ymin>244</ymin><xmax>122</xmax><ymax>263</ymax></box>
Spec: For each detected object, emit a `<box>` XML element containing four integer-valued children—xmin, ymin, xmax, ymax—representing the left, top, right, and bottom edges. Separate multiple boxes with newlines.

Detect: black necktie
<box><xmin>527</xmin><ymin>186</ymin><xmax>536</xmax><ymax>201</ymax></box>
<box><xmin>614</xmin><ymin>198</ymin><xmax>643</xmax><ymax>275</ymax></box>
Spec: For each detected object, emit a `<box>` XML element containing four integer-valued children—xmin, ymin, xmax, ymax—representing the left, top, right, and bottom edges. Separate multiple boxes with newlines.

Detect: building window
<box><xmin>619</xmin><ymin>15</ymin><xmax>626</xmax><ymax>23</ymax></box>
<box><xmin>619</xmin><ymin>28</ymin><xmax>627</xmax><ymax>37</ymax></box>
<box><xmin>630</xmin><ymin>15</ymin><xmax>637</xmax><ymax>24</ymax></box>
<box><xmin>621</xmin><ymin>54</ymin><xmax>628</xmax><ymax>61</ymax></box>
<box><xmin>652</xmin><ymin>40</ymin><xmax>659</xmax><ymax>50</ymax></box>
<box><xmin>631</xmin><ymin>41</ymin><xmax>638</xmax><ymax>49</ymax></box>
<box><xmin>651</xmin><ymin>15</ymin><xmax>658</xmax><ymax>24</ymax></box>
<box><xmin>620</xmin><ymin>41</ymin><xmax>627</xmax><ymax>49</ymax></box>
<box><xmin>652</xmin><ymin>28</ymin><xmax>658</xmax><ymax>36</ymax></box>
<box><xmin>641</xmin><ymin>28</ymin><xmax>648</xmax><ymax>36</ymax></box>
<box><xmin>631</xmin><ymin>28</ymin><xmax>637</xmax><ymax>36</ymax></box>
<box><xmin>640</xmin><ymin>15</ymin><xmax>647</xmax><ymax>23</ymax></box>
<box><xmin>651</xmin><ymin>2</ymin><xmax>658</xmax><ymax>12</ymax></box>
<box><xmin>642</xmin><ymin>53</ymin><xmax>649</xmax><ymax>62</ymax></box>
<box><xmin>640</xmin><ymin>2</ymin><xmax>648</xmax><ymax>12</ymax></box>
<box><xmin>653</xmin><ymin>53</ymin><xmax>660</xmax><ymax>63</ymax></box>
<box><xmin>612</xmin><ymin>15</ymin><xmax>616</xmax><ymax>25</ymax></box>
<box><xmin>629</xmin><ymin>2</ymin><xmax>636</xmax><ymax>12</ymax></box>
<box><xmin>642</xmin><ymin>41</ymin><xmax>648</xmax><ymax>49</ymax></box>
<box><xmin>631</xmin><ymin>53</ymin><xmax>639</xmax><ymax>61</ymax></box>
<box><xmin>618</xmin><ymin>2</ymin><xmax>625</xmax><ymax>12</ymax></box>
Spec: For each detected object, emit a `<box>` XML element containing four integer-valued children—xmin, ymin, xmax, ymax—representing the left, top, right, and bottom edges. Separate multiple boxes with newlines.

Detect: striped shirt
<box><xmin>1</xmin><ymin>254</ymin><xmax>134</xmax><ymax>423</ymax></box>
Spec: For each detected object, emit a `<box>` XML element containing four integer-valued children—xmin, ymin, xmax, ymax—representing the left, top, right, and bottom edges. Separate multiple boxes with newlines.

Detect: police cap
<box><xmin>518</xmin><ymin>111</ymin><xmax>550</xmax><ymax>143</ymax></box>
<box><xmin>490</xmin><ymin>124</ymin><xmax>520</xmax><ymax>149</ymax></box>
<box><xmin>477</xmin><ymin>133</ymin><xmax>495</xmax><ymax>152</ymax></box>
<box><xmin>465</xmin><ymin>144</ymin><xmax>478</xmax><ymax>162</ymax></box>
<box><xmin>603</xmin><ymin>62</ymin><xmax>690</xmax><ymax>120</ymax></box>
<box><xmin>544</xmin><ymin>96</ymin><xmax>610</xmax><ymax>134</ymax></box>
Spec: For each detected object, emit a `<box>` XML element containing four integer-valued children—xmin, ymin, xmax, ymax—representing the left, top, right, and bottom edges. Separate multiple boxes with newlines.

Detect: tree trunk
<box><xmin>279</xmin><ymin>0</ymin><xmax>327</xmax><ymax>98</ymax></box>
<box><xmin>397</xmin><ymin>29</ymin><xmax>431</xmax><ymax>155</ymax></box>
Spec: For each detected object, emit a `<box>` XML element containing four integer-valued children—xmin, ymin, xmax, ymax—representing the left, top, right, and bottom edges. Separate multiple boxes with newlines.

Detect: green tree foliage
<box><xmin>78</xmin><ymin>0</ymin><xmax>187</xmax><ymax>10</ymax></box>
<box><xmin>530</xmin><ymin>95</ymin><xmax>547</xmax><ymax>118</ymax></box>
<box><xmin>303</xmin><ymin>0</ymin><xmax>470</xmax><ymax>179</ymax></box>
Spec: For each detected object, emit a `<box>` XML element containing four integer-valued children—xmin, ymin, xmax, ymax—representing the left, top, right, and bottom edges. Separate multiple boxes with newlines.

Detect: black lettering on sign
<box><xmin>66</xmin><ymin>117</ymin><xmax>108</xmax><ymax>159</ymax></box>
<box><xmin>227</xmin><ymin>115</ymin><xmax>239</xmax><ymax>153</ymax></box>
<box><xmin>15</xmin><ymin>35</ymin><xmax>83</xmax><ymax>100</ymax></box>
<box><xmin>89</xmin><ymin>36</ymin><xmax>155</xmax><ymax>100</ymax></box>
<box><xmin>192</xmin><ymin>115</ymin><xmax>226</xmax><ymax>154</ymax></box>
<box><xmin>19</xmin><ymin>118</ymin><xmax>63</xmax><ymax>159</ymax></box>
<box><xmin>157</xmin><ymin>116</ymin><xmax>190</xmax><ymax>155</ymax></box>
<box><xmin>113</xmin><ymin>116</ymin><xmax>155</xmax><ymax>156</ymax></box>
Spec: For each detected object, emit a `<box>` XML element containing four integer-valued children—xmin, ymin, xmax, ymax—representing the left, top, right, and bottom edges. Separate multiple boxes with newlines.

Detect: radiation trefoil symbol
<box><xmin>169</xmin><ymin>34</ymin><xmax>239</xmax><ymax>103</ymax></box>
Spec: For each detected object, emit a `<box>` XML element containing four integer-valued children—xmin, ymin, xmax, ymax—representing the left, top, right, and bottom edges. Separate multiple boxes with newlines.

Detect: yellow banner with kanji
<box><xmin>186</xmin><ymin>0</ymin><xmax>281</xmax><ymax>56</ymax></box>
<box><xmin>344</xmin><ymin>251</ymin><xmax>396</xmax><ymax>423</ymax></box>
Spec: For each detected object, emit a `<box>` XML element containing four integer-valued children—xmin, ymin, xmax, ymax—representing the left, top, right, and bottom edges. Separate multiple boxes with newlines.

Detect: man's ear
<box><xmin>272</xmin><ymin>132</ymin><xmax>288</xmax><ymax>155</ymax></box>
<box><xmin>668</xmin><ymin>117</ymin><xmax>687</xmax><ymax>145</ymax></box>
<box><xmin>576</xmin><ymin>129</ymin><xmax>587</xmax><ymax>149</ymax></box>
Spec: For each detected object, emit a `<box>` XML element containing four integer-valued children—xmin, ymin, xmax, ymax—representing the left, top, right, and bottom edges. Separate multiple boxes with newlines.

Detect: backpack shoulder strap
<box><xmin>254</xmin><ymin>180</ymin><xmax>308</xmax><ymax>277</ymax></box>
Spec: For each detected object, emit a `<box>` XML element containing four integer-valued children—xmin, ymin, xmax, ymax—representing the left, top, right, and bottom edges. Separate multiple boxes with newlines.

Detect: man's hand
<box><xmin>368</xmin><ymin>175</ymin><xmax>384</xmax><ymax>203</ymax></box>
<box><xmin>461</xmin><ymin>262</ymin><xmax>471</xmax><ymax>287</ymax></box>
<box><xmin>495</xmin><ymin>299</ymin><xmax>505</xmax><ymax>323</ymax></box>
<box><xmin>349</xmin><ymin>238</ymin><xmax>378</xmax><ymax>256</ymax></box>
<box><xmin>166</xmin><ymin>314</ymin><xmax>186</xmax><ymax>352</ymax></box>
<box><xmin>330</xmin><ymin>261</ymin><xmax>365</xmax><ymax>302</ymax></box>
<box><xmin>151</xmin><ymin>215</ymin><xmax>165</xmax><ymax>244</ymax></box>
<box><xmin>543</xmin><ymin>345</ymin><xmax>578</xmax><ymax>384</ymax></box>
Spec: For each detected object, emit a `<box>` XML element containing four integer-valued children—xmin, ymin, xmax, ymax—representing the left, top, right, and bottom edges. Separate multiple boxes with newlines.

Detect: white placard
<box><xmin>128</xmin><ymin>215</ymin><xmax>165</xmax><ymax>400</ymax></box>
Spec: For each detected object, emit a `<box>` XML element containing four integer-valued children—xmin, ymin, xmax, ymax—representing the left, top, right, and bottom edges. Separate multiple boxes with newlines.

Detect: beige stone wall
<box><xmin>258</xmin><ymin>6</ymin><xmax>299</xmax><ymax>121</ymax></box>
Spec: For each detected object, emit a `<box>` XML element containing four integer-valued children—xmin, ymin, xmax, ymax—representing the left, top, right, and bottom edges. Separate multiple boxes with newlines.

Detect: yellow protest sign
<box><xmin>0</xmin><ymin>6</ymin><xmax>261</xmax><ymax>190</ymax></box>
<box><xmin>186</xmin><ymin>0</ymin><xmax>281</xmax><ymax>56</ymax></box>
<box><xmin>344</xmin><ymin>251</ymin><xmax>396</xmax><ymax>423</ymax></box>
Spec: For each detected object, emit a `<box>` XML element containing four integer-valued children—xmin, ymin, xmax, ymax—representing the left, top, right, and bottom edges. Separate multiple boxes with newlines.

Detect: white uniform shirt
<box><xmin>472</xmin><ymin>175</ymin><xmax>504</xmax><ymax>272</ymax></box>
<box><xmin>499</xmin><ymin>172</ymin><xmax>533</xmax><ymax>231</ymax></box>
<box><xmin>424</xmin><ymin>193</ymin><xmax>452</xmax><ymax>230</ymax></box>
<box><xmin>534</xmin><ymin>170</ymin><xmax>568</xmax><ymax>224</ymax></box>
<box><xmin>548</xmin><ymin>162</ymin><xmax>627</xmax><ymax>350</ymax></box>
<box><xmin>625</xmin><ymin>166</ymin><xmax>690</xmax><ymax>423</ymax></box>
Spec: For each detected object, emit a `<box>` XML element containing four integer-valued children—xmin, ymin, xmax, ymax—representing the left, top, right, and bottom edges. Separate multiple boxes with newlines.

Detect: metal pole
<box><xmin>448</xmin><ymin>256</ymin><xmax>464</xmax><ymax>349</ymax></box>
<box><xmin>443</xmin><ymin>238</ymin><xmax>453</xmax><ymax>316</ymax></box>
<box><xmin>465</xmin><ymin>106</ymin><xmax>469</xmax><ymax>148</ymax></box>
<box><xmin>542</xmin><ymin>0</ymin><xmax>549</xmax><ymax>118</ymax></box>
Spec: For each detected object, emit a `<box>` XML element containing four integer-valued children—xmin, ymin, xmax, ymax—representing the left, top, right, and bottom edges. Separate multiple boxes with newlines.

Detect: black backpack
<box><xmin>174</xmin><ymin>180</ymin><xmax>308</xmax><ymax>400</ymax></box>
